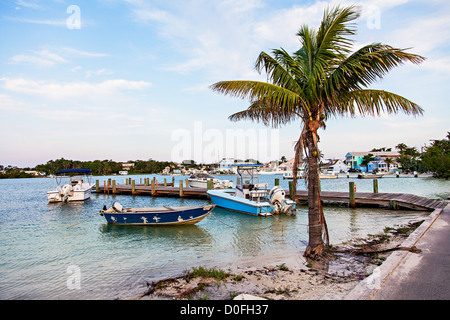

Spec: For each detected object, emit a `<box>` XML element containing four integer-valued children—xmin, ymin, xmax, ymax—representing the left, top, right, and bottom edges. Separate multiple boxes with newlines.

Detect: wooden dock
<box><xmin>290</xmin><ymin>190</ymin><xmax>447</xmax><ymax>211</ymax></box>
<box><xmin>94</xmin><ymin>183</ymin><xmax>209</xmax><ymax>198</ymax></box>
<box><xmin>94</xmin><ymin>181</ymin><xmax>447</xmax><ymax>211</ymax></box>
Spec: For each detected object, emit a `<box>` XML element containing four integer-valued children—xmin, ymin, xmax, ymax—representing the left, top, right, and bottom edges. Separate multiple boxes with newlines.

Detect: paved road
<box><xmin>371</xmin><ymin>203</ymin><xmax>450</xmax><ymax>300</ymax></box>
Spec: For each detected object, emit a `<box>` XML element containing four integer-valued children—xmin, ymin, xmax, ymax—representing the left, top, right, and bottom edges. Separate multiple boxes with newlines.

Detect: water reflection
<box><xmin>0</xmin><ymin>176</ymin><xmax>440</xmax><ymax>299</ymax></box>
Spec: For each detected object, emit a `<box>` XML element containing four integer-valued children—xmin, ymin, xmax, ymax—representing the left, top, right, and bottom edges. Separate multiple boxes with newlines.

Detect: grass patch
<box><xmin>185</xmin><ymin>266</ymin><xmax>232</xmax><ymax>282</ymax></box>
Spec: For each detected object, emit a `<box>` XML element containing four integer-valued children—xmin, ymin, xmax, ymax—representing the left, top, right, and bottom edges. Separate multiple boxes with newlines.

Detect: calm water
<box><xmin>0</xmin><ymin>174</ymin><xmax>448</xmax><ymax>299</ymax></box>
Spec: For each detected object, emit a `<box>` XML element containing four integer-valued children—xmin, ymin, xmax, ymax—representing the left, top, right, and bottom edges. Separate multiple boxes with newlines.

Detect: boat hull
<box><xmin>188</xmin><ymin>179</ymin><xmax>233</xmax><ymax>189</ymax></box>
<box><xmin>358</xmin><ymin>174</ymin><xmax>382</xmax><ymax>179</ymax></box>
<box><xmin>47</xmin><ymin>189</ymin><xmax>92</xmax><ymax>203</ymax></box>
<box><xmin>207</xmin><ymin>189</ymin><xmax>274</xmax><ymax>216</ymax></box>
<box><xmin>100</xmin><ymin>205</ymin><xmax>215</xmax><ymax>226</ymax></box>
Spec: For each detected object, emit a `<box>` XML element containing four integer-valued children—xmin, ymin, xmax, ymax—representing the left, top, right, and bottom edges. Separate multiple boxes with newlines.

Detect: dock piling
<box><xmin>179</xmin><ymin>180</ymin><xmax>184</xmax><ymax>198</ymax></box>
<box><xmin>349</xmin><ymin>182</ymin><xmax>356</xmax><ymax>208</ymax></box>
<box><xmin>151</xmin><ymin>177</ymin><xmax>156</xmax><ymax>196</ymax></box>
<box><xmin>373</xmin><ymin>179</ymin><xmax>378</xmax><ymax>193</ymax></box>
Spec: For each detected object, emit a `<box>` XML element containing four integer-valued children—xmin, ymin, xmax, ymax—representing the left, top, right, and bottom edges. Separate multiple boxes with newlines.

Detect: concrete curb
<box><xmin>344</xmin><ymin>205</ymin><xmax>445</xmax><ymax>300</ymax></box>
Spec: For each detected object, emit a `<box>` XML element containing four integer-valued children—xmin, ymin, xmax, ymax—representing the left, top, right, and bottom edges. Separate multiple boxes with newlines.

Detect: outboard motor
<box><xmin>61</xmin><ymin>184</ymin><xmax>73</xmax><ymax>202</ymax></box>
<box><xmin>112</xmin><ymin>202</ymin><xmax>123</xmax><ymax>212</ymax></box>
<box><xmin>269</xmin><ymin>186</ymin><xmax>295</xmax><ymax>215</ymax></box>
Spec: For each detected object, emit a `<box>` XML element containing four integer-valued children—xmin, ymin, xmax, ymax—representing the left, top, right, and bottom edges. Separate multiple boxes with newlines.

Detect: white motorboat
<box><xmin>47</xmin><ymin>169</ymin><xmax>95</xmax><ymax>203</ymax></box>
<box><xmin>282</xmin><ymin>165</ymin><xmax>306</xmax><ymax>179</ymax></box>
<box><xmin>188</xmin><ymin>173</ymin><xmax>233</xmax><ymax>189</ymax></box>
<box><xmin>207</xmin><ymin>164</ymin><xmax>296</xmax><ymax>216</ymax></box>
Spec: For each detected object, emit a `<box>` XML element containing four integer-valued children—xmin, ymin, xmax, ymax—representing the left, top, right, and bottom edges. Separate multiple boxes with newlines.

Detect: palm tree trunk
<box><xmin>304</xmin><ymin>131</ymin><xmax>325</xmax><ymax>259</ymax></box>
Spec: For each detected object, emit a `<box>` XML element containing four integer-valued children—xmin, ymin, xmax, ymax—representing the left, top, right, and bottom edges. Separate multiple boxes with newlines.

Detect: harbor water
<box><xmin>0</xmin><ymin>174</ymin><xmax>448</xmax><ymax>299</ymax></box>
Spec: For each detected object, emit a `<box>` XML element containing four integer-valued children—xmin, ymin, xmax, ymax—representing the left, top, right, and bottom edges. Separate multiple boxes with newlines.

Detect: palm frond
<box><xmin>329</xmin><ymin>43</ymin><xmax>426</xmax><ymax>93</ymax></box>
<box><xmin>316</xmin><ymin>5</ymin><xmax>359</xmax><ymax>59</ymax></box>
<box><xmin>209</xmin><ymin>80</ymin><xmax>300</xmax><ymax>112</ymax></box>
<box><xmin>228</xmin><ymin>98</ymin><xmax>299</xmax><ymax>128</ymax></box>
<box><xmin>256</xmin><ymin>50</ymin><xmax>305</xmax><ymax>93</ymax></box>
<box><xmin>339</xmin><ymin>89</ymin><xmax>424</xmax><ymax>117</ymax></box>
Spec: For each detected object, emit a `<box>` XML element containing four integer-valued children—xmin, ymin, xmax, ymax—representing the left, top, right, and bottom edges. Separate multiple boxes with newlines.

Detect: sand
<box><xmin>136</xmin><ymin>221</ymin><xmax>422</xmax><ymax>300</ymax></box>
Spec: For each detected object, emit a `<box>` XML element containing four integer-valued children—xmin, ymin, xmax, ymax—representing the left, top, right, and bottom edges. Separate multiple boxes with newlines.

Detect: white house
<box><xmin>321</xmin><ymin>159</ymin><xmax>348</xmax><ymax>173</ymax></box>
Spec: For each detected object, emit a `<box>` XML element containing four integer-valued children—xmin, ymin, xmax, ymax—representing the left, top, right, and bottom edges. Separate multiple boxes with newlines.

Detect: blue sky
<box><xmin>1</xmin><ymin>0</ymin><xmax>449</xmax><ymax>167</ymax></box>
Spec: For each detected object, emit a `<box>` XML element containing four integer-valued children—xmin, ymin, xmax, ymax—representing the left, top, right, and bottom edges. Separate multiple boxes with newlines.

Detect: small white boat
<box><xmin>319</xmin><ymin>173</ymin><xmax>338</xmax><ymax>179</ymax></box>
<box><xmin>207</xmin><ymin>164</ymin><xmax>296</xmax><ymax>216</ymax></box>
<box><xmin>358</xmin><ymin>172</ymin><xmax>383</xmax><ymax>179</ymax></box>
<box><xmin>188</xmin><ymin>173</ymin><xmax>233</xmax><ymax>189</ymax></box>
<box><xmin>47</xmin><ymin>169</ymin><xmax>95</xmax><ymax>203</ymax></box>
<box><xmin>282</xmin><ymin>164</ymin><xmax>306</xmax><ymax>179</ymax></box>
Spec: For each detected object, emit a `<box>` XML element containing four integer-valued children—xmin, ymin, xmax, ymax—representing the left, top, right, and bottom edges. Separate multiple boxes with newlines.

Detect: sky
<box><xmin>0</xmin><ymin>0</ymin><xmax>449</xmax><ymax>168</ymax></box>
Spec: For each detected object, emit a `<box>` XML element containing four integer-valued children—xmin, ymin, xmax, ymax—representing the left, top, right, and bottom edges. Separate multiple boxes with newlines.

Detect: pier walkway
<box><xmin>94</xmin><ymin>183</ymin><xmax>446</xmax><ymax>211</ymax></box>
<box><xmin>290</xmin><ymin>190</ymin><xmax>447</xmax><ymax>211</ymax></box>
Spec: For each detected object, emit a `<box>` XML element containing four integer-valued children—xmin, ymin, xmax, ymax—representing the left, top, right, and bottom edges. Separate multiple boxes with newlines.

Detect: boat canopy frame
<box><xmin>233</xmin><ymin>164</ymin><xmax>265</xmax><ymax>198</ymax></box>
<box><xmin>53</xmin><ymin>169</ymin><xmax>93</xmax><ymax>187</ymax></box>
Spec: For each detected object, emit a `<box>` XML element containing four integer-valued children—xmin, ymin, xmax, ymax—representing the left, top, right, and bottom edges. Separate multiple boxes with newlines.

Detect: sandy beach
<box><xmin>137</xmin><ymin>221</ymin><xmax>422</xmax><ymax>300</ymax></box>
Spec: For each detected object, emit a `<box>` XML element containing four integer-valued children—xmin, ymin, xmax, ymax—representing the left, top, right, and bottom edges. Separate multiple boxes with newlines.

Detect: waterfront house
<box><xmin>368</xmin><ymin>156</ymin><xmax>400</xmax><ymax>172</ymax></box>
<box><xmin>346</xmin><ymin>151</ymin><xmax>401</xmax><ymax>172</ymax></box>
<box><xmin>321</xmin><ymin>159</ymin><xmax>348</xmax><ymax>173</ymax></box>
<box><xmin>121</xmin><ymin>162</ymin><xmax>135</xmax><ymax>171</ymax></box>
<box><xmin>345</xmin><ymin>152</ymin><xmax>367</xmax><ymax>170</ymax></box>
<box><xmin>217</xmin><ymin>158</ymin><xmax>235</xmax><ymax>172</ymax></box>
<box><xmin>278</xmin><ymin>158</ymin><xmax>296</xmax><ymax>172</ymax></box>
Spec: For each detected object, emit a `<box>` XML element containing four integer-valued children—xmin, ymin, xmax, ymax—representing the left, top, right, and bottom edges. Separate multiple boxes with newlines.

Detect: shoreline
<box><xmin>135</xmin><ymin>220</ymin><xmax>424</xmax><ymax>300</ymax></box>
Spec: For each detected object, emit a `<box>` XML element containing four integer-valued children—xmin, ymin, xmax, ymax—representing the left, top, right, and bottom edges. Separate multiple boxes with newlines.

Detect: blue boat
<box><xmin>207</xmin><ymin>164</ymin><xmax>296</xmax><ymax>216</ymax></box>
<box><xmin>100</xmin><ymin>202</ymin><xmax>215</xmax><ymax>226</ymax></box>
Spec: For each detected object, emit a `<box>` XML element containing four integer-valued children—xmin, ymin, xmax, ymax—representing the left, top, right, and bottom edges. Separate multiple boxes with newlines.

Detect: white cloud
<box><xmin>9</xmin><ymin>17</ymin><xmax>67</xmax><ymax>26</ymax></box>
<box><xmin>15</xmin><ymin>0</ymin><xmax>41</xmax><ymax>9</ymax></box>
<box><xmin>10</xmin><ymin>49</ymin><xmax>66</xmax><ymax>66</ymax></box>
<box><xmin>0</xmin><ymin>78</ymin><xmax>152</xmax><ymax>100</ymax></box>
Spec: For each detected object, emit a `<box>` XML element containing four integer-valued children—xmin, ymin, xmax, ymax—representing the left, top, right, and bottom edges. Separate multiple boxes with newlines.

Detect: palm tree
<box><xmin>210</xmin><ymin>5</ymin><xmax>425</xmax><ymax>258</ymax></box>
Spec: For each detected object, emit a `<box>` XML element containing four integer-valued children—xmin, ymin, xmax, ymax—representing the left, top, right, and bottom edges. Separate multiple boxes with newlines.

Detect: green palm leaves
<box><xmin>210</xmin><ymin>5</ymin><xmax>425</xmax><ymax>125</ymax></box>
<box><xmin>210</xmin><ymin>5</ymin><xmax>425</xmax><ymax>258</ymax></box>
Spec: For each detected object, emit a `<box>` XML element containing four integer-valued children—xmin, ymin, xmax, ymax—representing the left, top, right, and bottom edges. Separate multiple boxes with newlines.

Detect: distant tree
<box><xmin>384</xmin><ymin>157</ymin><xmax>393</xmax><ymax>171</ymax></box>
<box><xmin>361</xmin><ymin>153</ymin><xmax>375</xmax><ymax>171</ymax></box>
<box><xmin>421</xmin><ymin>133</ymin><xmax>450</xmax><ymax>179</ymax></box>
<box><xmin>396</xmin><ymin>143</ymin><xmax>420</xmax><ymax>172</ymax></box>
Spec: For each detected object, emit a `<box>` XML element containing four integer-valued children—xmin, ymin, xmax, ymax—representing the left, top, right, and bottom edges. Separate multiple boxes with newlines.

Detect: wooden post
<box><xmin>207</xmin><ymin>179</ymin><xmax>213</xmax><ymax>190</ymax></box>
<box><xmin>349</xmin><ymin>182</ymin><xmax>356</xmax><ymax>208</ymax></box>
<box><xmin>373</xmin><ymin>179</ymin><xmax>378</xmax><ymax>193</ymax></box>
<box><xmin>96</xmin><ymin>180</ymin><xmax>99</xmax><ymax>192</ymax></box>
<box><xmin>275</xmin><ymin>178</ymin><xmax>279</xmax><ymax>186</ymax></box>
<box><xmin>103</xmin><ymin>181</ymin><xmax>106</xmax><ymax>194</ymax></box>
<box><xmin>185</xmin><ymin>179</ymin><xmax>189</xmax><ymax>188</ymax></box>
<box><xmin>289</xmin><ymin>181</ymin><xmax>294</xmax><ymax>200</ymax></box>
<box><xmin>151</xmin><ymin>177</ymin><xmax>156</xmax><ymax>196</ymax></box>
<box><xmin>112</xmin><ymin>180</ymin><xmax>116</xmax><ymax>194</ymax></box>
<box><xmin>164</xmin><ymin>178</ymin><xmax>167</xmax><ymax>187</ymax></box>
<box><xmin>107</xmin><ymin>178</ymin><xmax>111</xmax><ymax>194</ymax></box>
<box><xmin>172</xmin><ymin>177</ymin><xmax>175</xmax><ymax>187</ymax></box>
<box><xmin>179</xmin><ymin>180</ymin><xmax>184</xmax><ymax>198</ymax></box>
<box><xmin>390</xmin><ymin>201</ymin><xmax>399</xmax><ymax>210</ymax></box>
<box><xmin>132</xmin><ymin>180</ymin><xmax>135</xmax><ymax>194</ymax></box>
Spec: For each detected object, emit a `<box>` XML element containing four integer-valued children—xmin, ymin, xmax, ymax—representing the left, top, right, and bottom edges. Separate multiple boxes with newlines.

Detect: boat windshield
<box><xmin>234</xmin><ymin>165</ymin><xmax>264</xmax><ymax>198</ymax></box>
